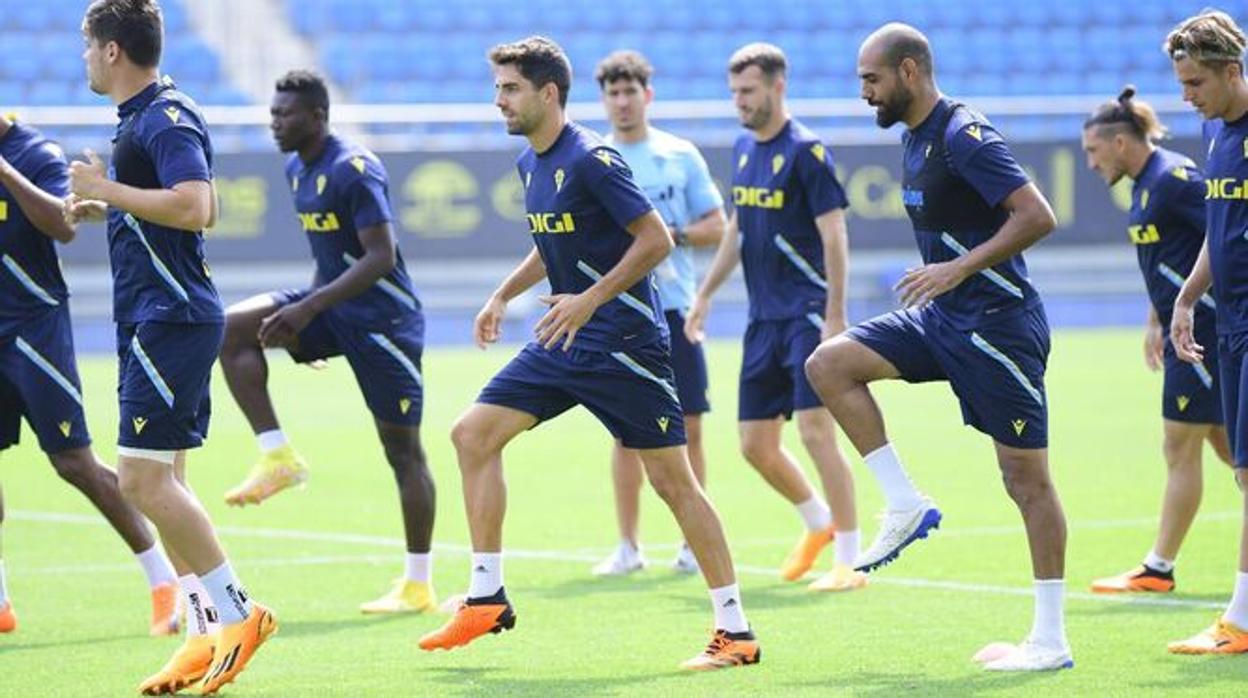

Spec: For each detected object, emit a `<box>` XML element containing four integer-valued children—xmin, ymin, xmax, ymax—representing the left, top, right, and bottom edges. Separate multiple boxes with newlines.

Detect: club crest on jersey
<box><xmin>1243</xmin><ymin>137</ymin><xmax>1248</xmax><ymax>159</ymax></box>
<box><xmin>554</xmin><ymin>168</ymin><xmax>566</xmax><ymax>192</ymax></box>
<box><xmin>737</xmin><ymin>153</ymin><xmax>749</xmax><ymax>171</ymax></box>
<box><xmin>593</xmin><ymin>149</ymin><xmax>614</xmax><ymax>167</ymax></box>
<box><xmin>1011</xmin><ymin>419</ymin><xmax>1027</xmax><ymax>436</ymax></box>
<box><xmin>811</xmin><ymin>143</ymin><xmax>826</xmax><ymax>162</ymax></box>
<box><xmin>350</xmin><ymin>156</ymin><xmax>366</xmax><ymax>174</ymax></box>
<box><xmin>133</xmin><ymin>416</ymin><xmax>148</xmax><ymax>435</ymax></box>
<box><xmin>772</xmin><ymin>154</ymin><xmax>785</xmax><ymax>174</ymax></box>
<box><xmin>1140</xmin><ymin>189</ymin><xmax>1150</xmax><ymax>209</ymax></box>
<box><xmin>163</xmin><ymin>106</ymin><xmax>180</xmax><ymax>124</ymax></box>
<box><xmin>965</xmin><ymin>124</ymin><xmax>982</xmax><ymax>141</ymax></box>
<box><xmin>58</xmin><ymin>421</ymin><xmax>71</xmax><ymax>437</ymax></box>
<box><xmin>1177</xmin><ymin>395</ymin><xmax>1190</xmax><ymax>412</ymax></box>
<box><xmin>316</xmin><ymin>174</ymin><xmax>328</xmax><ymax>195</ymax></box>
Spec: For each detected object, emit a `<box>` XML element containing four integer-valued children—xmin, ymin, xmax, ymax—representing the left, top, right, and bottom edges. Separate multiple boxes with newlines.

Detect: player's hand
<box><xmin>1143</xmin><ymin>319</ymin><xmax>1164</xmax><ymax>372</ymax></box>
<box><xmin>1169</xmin><ymin>302</ymin><xmax>1203</xmax><ymax>364</ymax></box>
<box><xmin>822</xmin><ymin>314</ymin><xmax>847</xmax><ymax>342</ymax></box>
<box><xmin>535</xmin><ymin>292</ymin><xmax>597</xmax><ymax>351</ymax></box>
<box><xmin>895</xmin><ymin>261</ymin><xmax>967</xmax><ymax>308</ymax></box>
<box><xmin>258</xmin><ymin>301</ymin><xmax>317</xmax><ymax>349</ymax></box>
<box><xmin>473</xmin><ymin>294</ymin><xmax>507</xmax><ymax>349</ymax></box>
<box><xmin>68</xmin><ymin>149</ymin><xmax>109</xmax><ymax>200</ymax></box>
<box><xmin>63</xmin><ymin>194</ymin><xmax>107</xmax><ymax>225</ymax></box>
<box><xmin>684</xmin><ymin>295</ymin><xmax>710</xmax><ymax>344</ymax></box>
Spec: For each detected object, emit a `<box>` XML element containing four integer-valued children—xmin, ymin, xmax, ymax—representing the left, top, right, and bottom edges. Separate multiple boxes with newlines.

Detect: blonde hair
<box><xmin>1165</xmin><ymin>10</ymin><xmax>1246</xmax><ymax>68</ymax></box>
<box><xmin>1084</xmin><ymin>85</ymin><xmax>1168</xmax><ymax>143</ymax></box>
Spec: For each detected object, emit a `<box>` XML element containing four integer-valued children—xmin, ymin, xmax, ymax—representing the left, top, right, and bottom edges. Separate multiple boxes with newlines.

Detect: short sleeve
<box><xmin>147</xmin><ymin>125</ymin><xmax>211</xmax><ymax>189</ymax></box>
<box><xmin>28</xmin><ymin>141</ymin><xmax>70</xmax><ymax>198</ymax></box>
<box><xmin>580</xmin><ymin>147</ymin><xmax>655</xmax><ymax>229</ymax></box>
<box><xmin>946</xmin><ymin>122</ymin><xmax>1030</xmax><ymax>207</ymax></box>
<box><xmin>795</xmin><ymin>140</ymin><xmax>848</xmax><ymax>218</ymax></box>
<box><xmin>1153</xmin><ymin>165</ymin><xmax>1206</xmax><ymax>235</ymax></box>
<box><xmin>345</xmin><ymin>176</ymin><xmax>392</xmax><ymax>230</ymax></box>
<box><xmin>681</xmin><ymin>147</ymin><xmax>724</xmax><ymax>219</ymax></box>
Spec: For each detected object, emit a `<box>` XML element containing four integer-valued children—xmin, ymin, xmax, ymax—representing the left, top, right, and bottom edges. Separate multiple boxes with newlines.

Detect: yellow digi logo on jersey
<box><xmin>58</xmin><ymin>421</ymin><xmax>72</xmax><ymax>437</ymax></box>
<box><xmin>733</xmin><ymin>185</ymin><xmax>785</xmax><ymax>209</ymax></box>
<box><xmin>1127</xmin><ymin>223</ymin><xmax>1160</xmax><ymax>244</ymax></box>
<box><xmin>771</xmin><ymin>154</ymin><xmax>785</xmax><ymax>174</ymax></box>
<box><xmin>299</xmin><ymin>211</ymin><xmax>341</xmax><ymax>232</ymax></box>
<box><xmin>163</xmin><ymin>106</ymin><xmax>180</xmax><ymax>124</ymax></box>
<box><xmin>316</xmin><ymin>174</ymin><xmax>328</xmax><ymax>195</ymax></box>
<box><xmin>554</xmin><ymin>168</ymin><xmax>565</xmax><ymax>192</ymax></box>
<box><xmin>527</xmin><ymin>211</ymin><xmax>576</xmax><ymax>234</ymax></box>
<box><xmin>1206</xmin><ymin>178</ymin><xmax>1248</xmax><ymax>200</ymax></box>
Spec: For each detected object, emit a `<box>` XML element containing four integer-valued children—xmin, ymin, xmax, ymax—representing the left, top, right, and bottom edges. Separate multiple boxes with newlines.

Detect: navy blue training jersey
<box><xmin>901</xmin><ymin>98</ymin><xmax>1040</xmax><ymax>329</ymax></box>
<box><xmin>516</xmin><ymin>121</ymin><xmax>664</xmax><ymax>351</ymax></box>
<box><xmin>1203</xmin><ymin>114</ymin><xmax>1248</xmax><ymax>336</ymax></box>
<box><xmin>0</xmin><ymin>122</ymin><xmax>70</xmax><ymax>320</ymax></box>
<box><xmin>284</xmin><ymin>134</ymin><xmax>420</xmax><ymax>329</ymax></box>
<box><xmin>732</xmin><ymin>119</ymin><xmax>848</xmax><ymax>321</ymax></box>
<box><xmin>1129</xmin><ymin>146</ymin><xmax>1213</xmax><ymax>330</ymax></box>
<box><xmin>106</xmin><ymin>78</ymin><xmax>222</xmax><ymax>324</ymax></box>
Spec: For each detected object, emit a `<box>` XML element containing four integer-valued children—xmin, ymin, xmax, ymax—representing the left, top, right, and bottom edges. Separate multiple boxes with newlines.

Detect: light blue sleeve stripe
<box><xmin>609</xmin><ymin>351</ymin><xmax>679</xmax><ymax>403</ymax></box>
<box><xmin>341</xmin><ymin>253</ymin><xmax>418</xmax><ymax>310</ymax></box>
<box><xmin>1193</xmin><ymin>361</ymin><xmax>1214</xmax><ymax>389</ymax></box>
<box><xmin>368</xmin><ymin>332</ymin><xmax>424</xmax><ymax>387</ymax></box>
<box><xmin>1157</xmin><ymin>263</ymin><xmax>1217</xmax><ymax>310</ymax></box>
<box><xmin>2</xmin><ymin>255</ymin><xmax>60</xmax><ymax>306</ymax></box>
<box><xmin>969</xmin><ymin>332</ymin><xmax>1045</xmax><ymax>407</ymax></box>
<box><xmin>123</xmin><ymin>213</ymin><xmax>189</xmax><ymax>303</ymax></box>
<box><xmin>772</xmin><ymin>234</ymin><xmax>828</xmax><ymax>290</ymax></box>
<box><xmin>940</xmin><ymin>233</ymin><xmax>1024</xmax><ymax>299</ymax></box>
<box><xmin>805</xmin><ymin>313</ymin><xmax>825</xmax><ymax>331</ymax></box>
<box><xmin>130</xmin><ymin>335</ymin><xmax>175</xmax><ymax>408</ymax></box>
<box><xmin>576</xmin><ymin>260</ymin><xmax>656</xmax><ymax>321</ymax></box>
<box><xmin>14</xmin><ymin>337</ymin><xmax>82</xmax><ymax>405</ymax></box>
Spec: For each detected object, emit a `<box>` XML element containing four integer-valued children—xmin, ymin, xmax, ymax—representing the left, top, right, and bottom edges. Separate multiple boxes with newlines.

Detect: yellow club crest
<box><xmin>163</xmin><ymin>106</ymin><xmax>180</xmax><ymax>124</ymax></box>
<box><xmin>965</xmin><ymin>124</ymin><xmax>982</xmax><ymax>141</ymax></box>
<box><xmin>58</xmin><ymin>421</ymin><xmax>72</xmax><ymax>437</ymax></box>
<box><xmin>133</xmin><ymin>416</ymin><xmax>148</xmax><ymax>435</ymax></box>
<box><xmin>1177</xmin><ymin>395</ymin><xmax>1190</xmax><ymax>412</ymax></box>
<box><xmin>316</xmin><ymin>174</ymin><xmax>327</xmax><ymax>195</ymax></box>
<box><xmin>772</xmin><ymin>154</ymin><xmax>785</xmax><ymax>174</ymax></box>
<box><xmin>737</xmin><ymin>153</ymin><xmax>749</xmax><ymax>171</ymax></box>
<box><xmin>1011</xmin><ymin>419</ymin><xmax>1027</xmax><ymax>436</ymax></box>
<box><xmin>554</xmin><ymin>168</ymin><xmax>566</xmax><ymax>192</ymax></box>
<box><xmin>594</xmin><ymin>149</ymin><xmax>613</xmax><ymax>167</ymax></box>
<box><xmin>351</xmin><ymin>156</ymin><xmax>366</xmax><ymax>174</ymax></box>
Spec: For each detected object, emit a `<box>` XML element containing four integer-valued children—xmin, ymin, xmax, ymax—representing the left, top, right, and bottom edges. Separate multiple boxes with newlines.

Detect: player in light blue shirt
<box><xmin>591</xmin><ymin>50</ymin><xmax>726</xmax><ymax>578</ymax></box>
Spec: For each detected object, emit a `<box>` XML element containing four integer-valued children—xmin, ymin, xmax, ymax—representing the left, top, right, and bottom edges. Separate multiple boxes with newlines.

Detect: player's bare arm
<box><xmin>1171</xmin><ymin>239</ymin><xmax>1213</xmax><ymax>364</ymax></box>
<box><xmin>685</xmin><ymin>210</ymin><xmax>741</xmax><ymax>343</ymax></box>
<box><xmin>475</xmin><ymin>248</ymin><xmax>546</xmax><ymax>349</ymax></box>
<box><xmin>678</xmin><ymin>207</ymin><xmax>727</xmax><ymax>247</ymax></box>
<box><xmin>815</xmin><ymin>207</ymin><xmax>849</xmax><ymax>338</ymax></box>
<box><xmin>0</xmin><ymin>154</ymin><xmax>76</xmax><ymax>242</ymax></box>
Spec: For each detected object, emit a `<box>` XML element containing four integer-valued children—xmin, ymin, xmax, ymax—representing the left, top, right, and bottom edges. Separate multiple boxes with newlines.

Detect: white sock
<box><xmin>0</xmin><ymin>559</ymin><xmax>8</xmax><ymax>606</ymax></box>
<box><xmin>795</xmin><ymin>497</ymin><xmax>833</xmax><ymax>532</ymax></box>
<box><xmin>709</xmin><ymin>583</ymin><xmax>749</xmax><ymax>633</ymax></box>
<box><xmin>405</xmin><ymin>552</ymin><xmax>432</xmax><ymax>584</ymax></box>
<box><xmin>179</xmin><ymin>574</ymin><xmax>218</xmax><ymax>638</ymax></box>
<box><xmin>199</xmin><ymin>561</ymin><xmax>252</xmax><ymax>625</ymax></box>
<box><xmin>834</xmin><ymin>529</ymin><xmax>860</xmax><ymax>567</ymax></box>
<box><xmin>1225</xmin><ymin>571</ymin><xmax>1248</xmax><ymax>629</ymax></box>
<box><xmin>1143</xmin><ymin>550</ymin><xmax>1175</xmax><ymax>573</ymax></box>
<box><xmin>135</xmin><ymin>545</ymin><xmax>177</xmax><ymax>588</ymax></box>
<box><xmin>257</xmin><ymin>429</ymin><xmax>287</xmax><ymax>452</ymax></box>
<box><xmin>468</xmin><ymin>552</ymin><xmax>503</xmax><ymax>599</ymax></box>
<box><xmin>863</xmin><ymin>443</ymin><xmax>923</xmax><ymax>510</ymax></box>
<box><xmin>1029</xmin><ymin>579</ymin><xmax>1067</xmax><ymax>649</ymax></box>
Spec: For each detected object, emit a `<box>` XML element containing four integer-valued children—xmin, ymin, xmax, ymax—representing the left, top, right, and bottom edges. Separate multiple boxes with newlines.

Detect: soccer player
<box><xmin>1167</xmin><ymin>9</ymin><xmax>1248</xmax><ymax>655</ymax></box>
<box><xmin>1</xmin><ymin>111</ymin><xmax>181</xmax><ymax>636</ymax></box>
<box><xmin>216</xmin><ymin>70</ymin><xmax>438</xmax><ymax>614</ymax></box>
<box><xmin>805</xmin><ymin>24</ymin><xmax>1072</xmax><ymax>670</ymax></box>
<box><xmin>685</xmin><ymin>43</ymin><xmax>864</xmax><ymax>591</ymax></box>
<box><xmin>419</xmin><ymin>37</ymin><xmax>760</xmax><ymax>671</ymax></box>
<box><xmin>66</xmin><ymin>1</ymin><xmax>274</xmax><ymax>692</ymax></box>
<box><xmin>589</xmin><ymin>50</ymin><xmax>725</xmax><ymax>577</ymax></box>
<box><xmin>1082</xmin><ymin>86</ymin><xmax>1234</xmax><ymax>594</ymax></box>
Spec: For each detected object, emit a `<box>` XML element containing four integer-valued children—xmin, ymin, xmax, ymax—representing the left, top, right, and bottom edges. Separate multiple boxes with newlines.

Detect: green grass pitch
<box><xmin>1</xmin><ymin>329</ymin><xmax>1244</xmax><ymax>695</ymax></box>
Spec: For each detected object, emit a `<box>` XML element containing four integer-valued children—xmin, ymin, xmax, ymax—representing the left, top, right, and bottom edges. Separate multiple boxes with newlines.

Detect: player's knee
<box><xmin>116</xmin><ymin>463</ymin><xmax>169</xmax><ymax>508</ymax></box>
<box><xmin>999</xmin><ymin>463</ymin><xmax>1051</xmax><ymax>507</ymax></box>
<box><xmin>647</xmin><ymin>467</ymin><xmax>695</xmax><ymax>505</ymax></box>
<box><xmin>739</xmin><ymin>436</ymin><xmax>774</xmax><ymax>468</ymax></box>
<box><xmin>450</xmin><ymin>417</ymin><xmax>493</xmax><ymax>464</ymax></box>
<box><xmin>804</xmin><ymin>342</ymin><xmax>842</xmax><ymax>387</ymax></box>
<box><xmin>48</xmin><ymin>450</ymin><xmax>99</xmax><ymax>489</ymax></box>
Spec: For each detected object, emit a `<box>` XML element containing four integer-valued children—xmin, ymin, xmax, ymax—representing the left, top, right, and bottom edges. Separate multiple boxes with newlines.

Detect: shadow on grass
<box><xmin>782</xmin><ymin>668</ymin><xmax>1061</xmax><ymax>696</ymax></box>
<box><xmin>424</xmin><ymin>665</ymin><xmax>666</xmax><ymax>695</ymax></box>
<box><xmin>275</xmin><ymin>611</ymin><xmax>436</xmax><ymax>639</ymax></box>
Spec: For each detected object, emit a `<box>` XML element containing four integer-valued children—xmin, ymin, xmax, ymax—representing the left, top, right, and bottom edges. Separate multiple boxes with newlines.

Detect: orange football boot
<box><xmin>149</xmin><ymin>582</ymin><xmax>180</xmax><ymax>636</ymax></box>
<box><xmin>198</xmin><ymin>603</ymin><xmax>277</xmax><ymax>695</ymax></box>
<box><xmin>1168</xmin><ymin>618</ymin><xmax>1248</xmax><ymax>655</ymax></box>
<box><xmin>681</xmin><ymin>629</ymin><xmax>761</xmax><ymax>671</ymax></box>
<box><xmin>418</xmin><ymin>594</ymin><xmax>515</xmax><ymax>651</ymax></box>
<box><xmin>0</xmin><ymin>601</ymin><xmax>15</xmax><ymax>633</ymax></box>
<box><xmin>138</xmin><ymin>635</ymin><xmax>214</xmax><ymax>695</ymax></box>
<box><xmin>1090</xmin><ymin>565</ymin><xmax>1175</xmax><ymax>593</ymax></box>
<box><xmin>779</xmin><ymin>526</ymin><xmax>835</xmax><ymax>581</ymax></box>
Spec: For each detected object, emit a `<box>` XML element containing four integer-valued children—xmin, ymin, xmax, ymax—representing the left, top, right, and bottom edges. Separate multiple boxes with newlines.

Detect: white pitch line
<box><xmin>8</xmin><ymin>509</ymin><xmax>1230</xmax><ymax>611</ymax></box>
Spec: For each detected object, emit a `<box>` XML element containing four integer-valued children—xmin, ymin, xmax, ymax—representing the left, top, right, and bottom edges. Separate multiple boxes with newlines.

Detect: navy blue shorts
<box><xmin>477</xmin><ymin>341</ymin><xmax>686</xmax><ymax>449</ymax></box>
<box><xmin>1216</xmin><ymin>331</ymin><xmax>1248</xmax><ymax>469</ymax></box>
<box><xmin>116</xmin><ymin>321</ymin><xmax>222</xmax><ymax>451</ymax></box>
<box><xmin>739</xmin><ymin>315</ymin><xmax>824</xmax><ymax>421</ymax></box>
<box><xmin>0</xmin><ymin>306</ymin><xmax>92</xmax><ymax>454</ymax></box>
<box><xmin>664</xmin><ymin>310</ymin><xmax>710</xmax><ymax>415</ymax></box>
<box><xmin>846</xmin><ymin>304</ymin><xmax>1051</xmax><ymax>449</ymax></box>
<box><xmin>1163</xmin><ymin>320</ymin><xmax>1222</xmax><ymax>424</ymax></box>
<box><xmin>274</xmin><ymin>289</ymin><xmax>425</xmax><ymax>426</ymax></box>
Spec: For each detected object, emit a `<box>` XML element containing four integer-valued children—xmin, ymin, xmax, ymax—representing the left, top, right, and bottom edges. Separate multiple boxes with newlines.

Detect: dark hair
<box><xmin>1084</xmin><ymin>85</ymin><xmax>1167</xmax><ymax>143</ymax></box>
<box><xmin>881</xmin><ymin>28</ymin><xmax>933</xmax><ymax>76</ymax></box>
<box><xmin>595</xmin><ymin>50</ymin><xmax>653</xmax><ymax>89</ymax></box>
<box><xmin>84</xmin><ymin>0</ymin><xmax>163</xmax><ymax>68</ymax></box>
<box><xmin>728</xmin><ymin>42</ymin><xmax>787</xmax><ymax>79</ymax></box>
<box><xmin>275</xmin><ymin>69</ymin><xmax>330</xmax><ymax>115</ymax></box>
<box><xmin>488</xmin><ymin>36</ymin><xmax>572</xmax><ymax>108</ymax></box>
<box><xmin>1165</xmin><ymin>9</ymin><xmax>1247</xmax><ymax>69</ymax></box>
